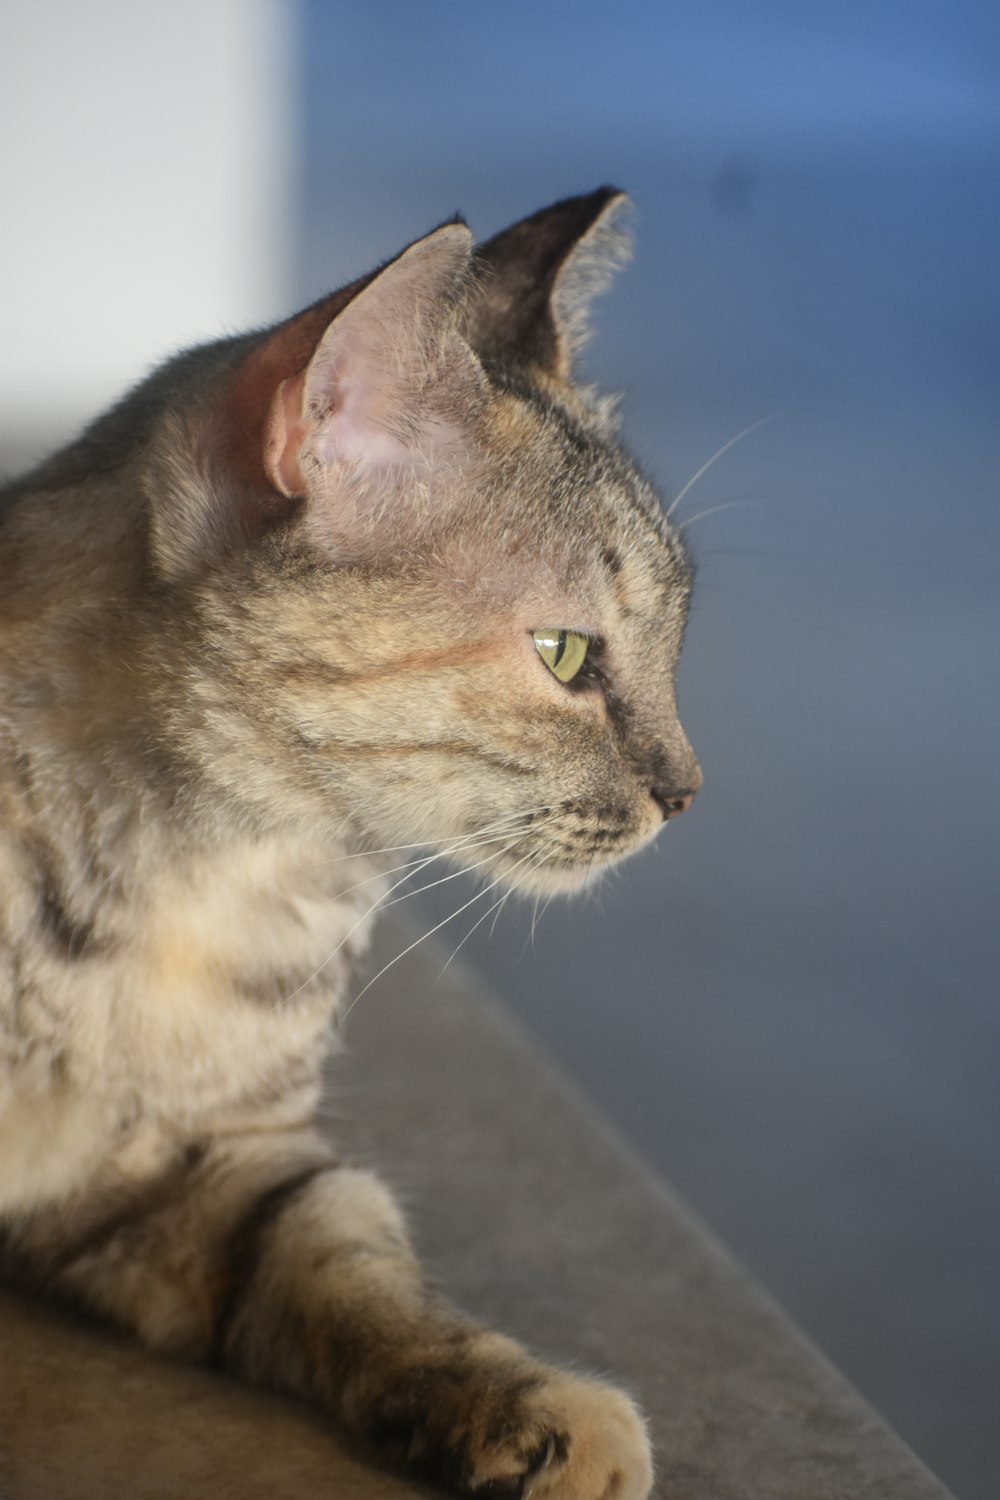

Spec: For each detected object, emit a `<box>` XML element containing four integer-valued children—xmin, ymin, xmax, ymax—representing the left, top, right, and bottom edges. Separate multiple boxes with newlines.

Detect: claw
<box><xmin>523</xmin><ymin>1432</ymin><xmax>562</xmax><ymax>1496</ymax></box>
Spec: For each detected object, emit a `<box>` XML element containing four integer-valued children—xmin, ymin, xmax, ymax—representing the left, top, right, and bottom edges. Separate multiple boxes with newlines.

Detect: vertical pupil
<box><xmin>552</xmin><ymin>630</ymin><xmax>567</xmax><ymax>667</ymax></box>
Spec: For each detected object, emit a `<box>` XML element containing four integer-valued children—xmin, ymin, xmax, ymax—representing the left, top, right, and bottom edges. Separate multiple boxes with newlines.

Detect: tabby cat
<box><xmin>0</xmin><ymin>190</ymin><xmax>700</xmax><ymax>1499</ymax></box>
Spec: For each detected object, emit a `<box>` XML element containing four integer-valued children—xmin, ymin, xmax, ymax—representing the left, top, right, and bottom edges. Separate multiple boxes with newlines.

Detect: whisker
<box><xmin>529</xmin><ymin>894</ymin><xmax>542</xmax><ymax>953</ymax></box>
<box><xmin>336</xmin><ymin>844</ymin><xmax>544</xmax><ymax>1029</ymax></box>
<box><xmin>272</xmin><ymin>810</ymin><xmax>560</xmax><ymax>1012</ymax></box>
<box><xmin>270</xmin><ymin>820</ymin><xmax>534</xmax><ymax>1010</ymax></box>
<box><xmin>208</xmin><ymin>847</ymin><xmax>430</xmax><ymax>918</ymax></box>
<box><xmin>439</xmin><ymin>887</ymin><xmax>513</xmax><ymax>977</ymax></box>
<box><xmin>488</xmin><ymin>886</ymin><xmax>516</xmax><ymax>940</ymax></box>
<box><xmin>522</xmin><ymin>879</ymin><xmax>559</xmax><ymax>961</ymax></box>
<box><xmin>440</xmin><ymin>836</ymin><xmax>560</xmax><ymax>978</ymax></box>
<box><xmin>678</xmin><ymin>498</ymin><xmax>757</xmax><ymax>531</ymax></box>
<box><xmin>206</xmin><ymin>806</ymin><xmax>547</xmax><ymax>914</ymax></box>
<box><xmin>284</xmin><ymin>822</ymin><xmax>522</xmax><ymax>923</ymax></box>
<box><xmin>666</xmin><ymin>412</ymin><xmax>784</xmax><ymax>518</ymax></box>
<box><xmin>378</xmin><ymin>836</ymin><xmax>519</xmax><ymax>913</ymax></box>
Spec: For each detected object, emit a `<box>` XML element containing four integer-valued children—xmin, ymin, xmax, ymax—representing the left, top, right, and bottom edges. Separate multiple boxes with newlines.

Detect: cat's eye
<box><xmin>532</xmin><ymin>629</ymin><xmax>590</xmax><ymax>684</ymax></box>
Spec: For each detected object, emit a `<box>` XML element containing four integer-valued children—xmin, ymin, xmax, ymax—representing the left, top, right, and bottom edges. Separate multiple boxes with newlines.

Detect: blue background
<box><xmin>295</xmin><ymin>5</ymin><xmax>1000</xmax><ymax>1496</ymax></box>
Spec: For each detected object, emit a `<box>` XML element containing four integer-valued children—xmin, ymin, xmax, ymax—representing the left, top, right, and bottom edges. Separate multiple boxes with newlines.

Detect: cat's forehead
<box><xmin>599</xmin><ymin>501</ymin><xmax>691</xmax><ymax>615</ymax></box>
<box><xmin>586</xmin><ymin>503</ymin><xmax>693</xmax><ymax>671</ymax></box>
<box><xmin>483</xmin><ymin>394</ymin><xmax>690</xmax><ymax>614</ymax></box>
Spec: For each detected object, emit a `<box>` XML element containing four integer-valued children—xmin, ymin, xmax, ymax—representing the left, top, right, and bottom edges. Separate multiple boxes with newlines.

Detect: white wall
<box><xmin>1</xmin><ymin>0</ymin><xmax>293</xmax><ymax>443</ymax></box>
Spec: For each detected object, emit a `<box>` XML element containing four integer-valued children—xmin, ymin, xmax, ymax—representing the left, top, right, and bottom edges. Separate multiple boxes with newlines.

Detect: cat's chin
<box><xmin>515</xmin><ymin>863</ymin><xmax>608</xmax><ymax>897</ymax></box>
<box><xmin>490</xmin><ymin>843</ymin><xmax>649</xmax><ymax>899</ymax></box>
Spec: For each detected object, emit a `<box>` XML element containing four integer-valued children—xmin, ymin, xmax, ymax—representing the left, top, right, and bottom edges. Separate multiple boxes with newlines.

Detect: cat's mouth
<box><xmin>452</xmin><ymin>806</ymin><xmax>660</xmax><ymax>897</ymax></box>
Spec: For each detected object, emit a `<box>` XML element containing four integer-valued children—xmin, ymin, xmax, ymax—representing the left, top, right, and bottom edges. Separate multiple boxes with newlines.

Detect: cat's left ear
<box><xmin>262</xmin><ymin>222</ymin><xmax>480</xmax><ymax>503</ymax></box>
<box><xmin>151</xmin><ymin>224</ymin><xmax>482</xmax><ymax>580</ymax></box>
<box><xmin>463</xmin><ymin>188</ymin><xmax>632</xmax><ymax>383</ymax></box>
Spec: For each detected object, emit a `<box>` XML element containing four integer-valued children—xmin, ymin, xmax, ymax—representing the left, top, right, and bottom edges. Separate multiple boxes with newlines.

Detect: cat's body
<box><xmin>0</xmin><ymin>191</ymin><xmax>699</xmax><ymax>1499</ymax></box>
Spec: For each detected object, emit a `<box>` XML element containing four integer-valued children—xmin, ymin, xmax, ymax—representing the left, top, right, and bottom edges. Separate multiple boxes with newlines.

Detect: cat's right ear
<box><xmin>463</xmin><ymin>188</ymin><xmax>633</xmax><ymax>384</ymax></box>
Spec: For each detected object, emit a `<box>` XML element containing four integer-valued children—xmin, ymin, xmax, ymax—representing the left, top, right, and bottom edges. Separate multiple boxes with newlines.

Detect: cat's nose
<box><xmin>651</xmin><ymin>784</ymin><xmax>698</xmax><ymax>820</ymax></box>
<box><xmin>650</xmin><ymin>763</ymin><xmax>702</xmax><ymax>821</ymax></box>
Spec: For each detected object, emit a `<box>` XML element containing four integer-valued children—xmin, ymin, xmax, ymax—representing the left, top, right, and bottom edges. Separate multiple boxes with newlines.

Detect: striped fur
<box><xmin>0</xmin><ymin>192</ymin><xmax>699</xmax><ymax>1498</ymax></box>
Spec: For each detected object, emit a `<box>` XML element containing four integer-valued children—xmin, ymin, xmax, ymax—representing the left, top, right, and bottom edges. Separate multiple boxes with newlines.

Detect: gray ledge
<box><xmin>0</xmin><ymin>918</ymin><xmax>952</xmax><ymax>1499</ymax></box>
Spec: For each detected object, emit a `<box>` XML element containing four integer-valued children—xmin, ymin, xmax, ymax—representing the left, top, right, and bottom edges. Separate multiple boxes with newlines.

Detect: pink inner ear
<box><xmin>262</xmin><ymin>224</ymin><xmax>479</xmax><ymax>502</ymax></box>
<box><xmin>306</xmin><ymin>343</ymin><xmax>412</xmax><ymax>473</ymax></box>
<box><xmin>263</xmin><ymin>350</ymin><xmax>413</xmax><ymax>498</ymax></box>
<box><xmin>264</xmin><ymin>371</ymin><xmax>309</xmax><ymax>498</ymax></box>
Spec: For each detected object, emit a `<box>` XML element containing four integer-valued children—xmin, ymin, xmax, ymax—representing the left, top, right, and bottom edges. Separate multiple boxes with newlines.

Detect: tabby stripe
<box><xmin>210</xmin><ymin>1162</ymin><xmax>335</xmax><ymax>1363</ymax></box>
<box><xmin>268</xmin><ymin>641</ymin><xmax>500</xmax><ymax>688</ymax></box>
<box><xmin>304</xmin><ymin>739</ymin><xmax>533</xmax><ymax>776</ymax></box>
<box><xmin>35</xmin><ymin>863</ymin><xmax>97</xmax><ymax>961</ymax></box>
<box><xmin>46</xmin><ymin>1143</ymin><xmax>207</xmax><ymax>1277</ymax></box>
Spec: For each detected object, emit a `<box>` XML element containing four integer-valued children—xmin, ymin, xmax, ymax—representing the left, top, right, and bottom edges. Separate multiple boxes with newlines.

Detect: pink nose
<box><xmin>651</xmin><ymin>781</ymin><xmax>700</xmax><ymax>821</ymax></box>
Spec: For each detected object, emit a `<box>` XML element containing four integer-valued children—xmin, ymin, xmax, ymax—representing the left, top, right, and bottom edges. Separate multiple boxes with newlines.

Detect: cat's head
<box><xmin>141</xmin><ymin>190</ymin><xmax>700</xmax><ymax>894</ymax></box>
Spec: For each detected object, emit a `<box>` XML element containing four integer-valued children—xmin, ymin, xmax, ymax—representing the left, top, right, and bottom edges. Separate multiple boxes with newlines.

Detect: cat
<box><xmin>0</xmin><ymin>189</ymin><xmax>700</xmax><ymax>1499</ymax></box>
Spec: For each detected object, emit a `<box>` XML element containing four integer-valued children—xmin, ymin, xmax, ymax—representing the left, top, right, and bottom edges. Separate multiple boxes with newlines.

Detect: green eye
<box><xmin>532</xmin><ymin>629</ymin><xmax>590</xmax><ymax>684</ymax></box>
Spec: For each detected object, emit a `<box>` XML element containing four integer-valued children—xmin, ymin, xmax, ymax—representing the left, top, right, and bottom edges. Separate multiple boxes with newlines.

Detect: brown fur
<box><xmin>0</xmin><ymin>191</ymin><xmax>699</xmax><ymax>1498</ymax></box>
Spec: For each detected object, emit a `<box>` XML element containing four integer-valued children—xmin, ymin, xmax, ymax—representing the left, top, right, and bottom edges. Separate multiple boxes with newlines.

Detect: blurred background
<box><xmin>2</xmin><ymin>3</ymin><xmax>998</xmax><ymax>1496</ymax></box>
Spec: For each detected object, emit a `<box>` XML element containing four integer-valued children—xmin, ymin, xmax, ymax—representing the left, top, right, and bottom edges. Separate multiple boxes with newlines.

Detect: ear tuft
<box><xmin>551</xmin><ymin>190</ymin><xmax>633</xmax><ymax>364</ymax></box>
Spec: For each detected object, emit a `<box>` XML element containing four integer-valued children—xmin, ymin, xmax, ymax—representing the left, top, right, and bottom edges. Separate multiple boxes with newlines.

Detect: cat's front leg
<box><xmin>219</xmin><ymin>1159</ymin><xmax>653</xmax><ymax>1499</ymax></box>
<box><xmin>15</xmin><ymin>1138</ymin><xmax>652</xmax><ymax>1498</ymax></box>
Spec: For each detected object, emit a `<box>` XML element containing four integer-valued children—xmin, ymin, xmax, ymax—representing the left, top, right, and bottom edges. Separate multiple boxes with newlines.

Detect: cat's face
<box><xmin>148</xmin><ymin>192</ymin><xmax>700</xmax><ymax>896</ymax></box>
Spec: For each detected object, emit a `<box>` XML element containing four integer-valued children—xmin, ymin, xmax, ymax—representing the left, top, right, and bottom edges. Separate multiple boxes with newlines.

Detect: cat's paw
<box><xmin>364</xmin><ymin>1340</ymin><xmax>652</xmax><ymax>1500</ymax></box>
<box><xmin>464</xmin><ymin>1368</ymin><xmax>652</xmax><ymax>1500</ymax></box>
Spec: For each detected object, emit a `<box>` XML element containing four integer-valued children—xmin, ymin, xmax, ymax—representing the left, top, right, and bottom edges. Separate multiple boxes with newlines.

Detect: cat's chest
<box><xmin>0</xmin><ymin>836</ymin><xmax>386</xmax><ymax>1209</ymax></box>
<box><xmin>124</xmin><ymin>839</ymin><xmax>385</xmax><ymax>1103</ymax></box>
